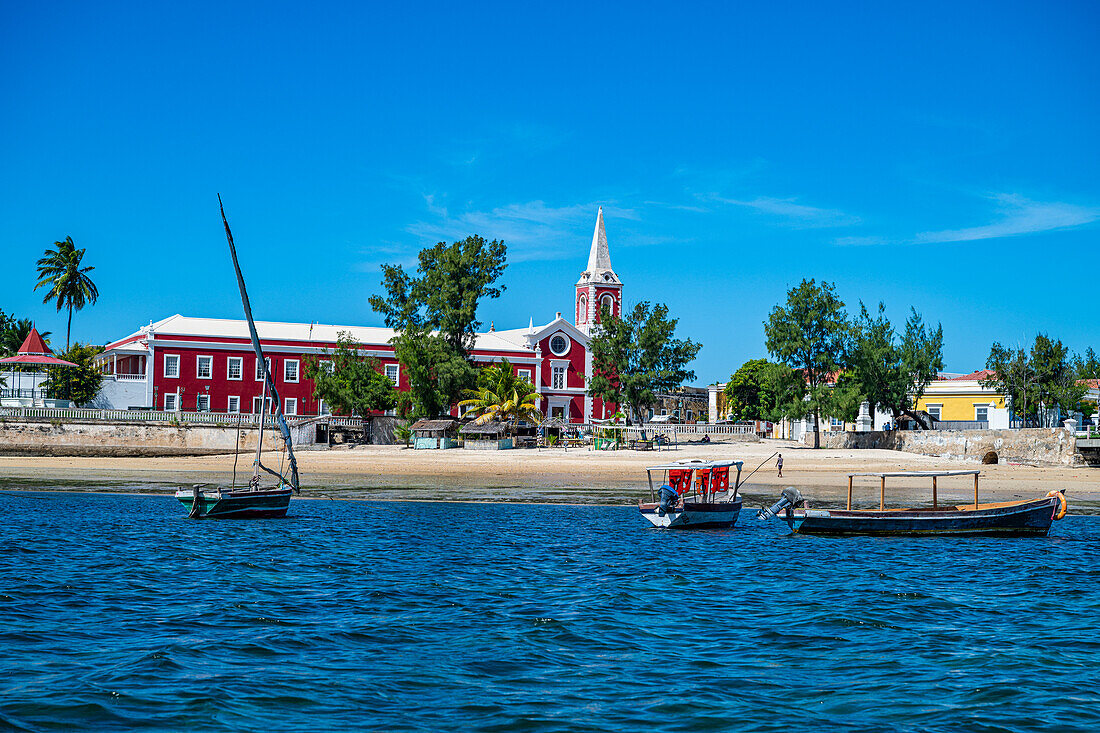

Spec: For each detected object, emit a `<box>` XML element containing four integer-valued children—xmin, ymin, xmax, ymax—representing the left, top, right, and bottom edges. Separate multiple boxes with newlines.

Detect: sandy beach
<box><xmin>2</xmin><ymin>438</ymin><xmax>1098</xmax><ymax>510</ymax></box>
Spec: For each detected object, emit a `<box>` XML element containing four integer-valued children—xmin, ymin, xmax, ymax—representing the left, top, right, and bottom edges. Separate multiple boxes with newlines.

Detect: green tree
<box><xmin>847</xmin><ymin>303</ymin><xmax>943</xmax><ymax>429</ymax></box>
<box><xmin>1073</xmin><ymin>347</ymin><xmax>1100</xmax><ymax>380</ymax></box>
<box><xmin>983</xmin><ymin>342</ymin><xmax>1034</xmax><ymax>425</ymax></box>
<box><xmin>303</xmin><ymin>332</ymin><xmax>396</xmax><ymax>416</ymax></box>
<box><xmin>1030</xmin><ymin>334</ymin><xmax>1084</xmax><ymax>426</ymax></box>
<box><xmin>724</xmin><ymin>358</ymin><xmax>793</xmax><ymax>421</ymax></box>
<box><xmin>43</xmin><ymin>343</ymin><xmax>103</xmax><ymax>406</ymax></box>
<box><xmin>34</xmin><ymin>236</ymin><xmax>99</xmax><ymax>351</ymax></box>
<box><xmin>589</xmin><ymin>301</ymin><xmax>701</xmax><ymax>425</ymax></box>
<box><xmin>458</xmin><ymin>359</ymin><xmax>542</xmax><ymax>429</ymax></box>
<box><xmin>764</xmin><ymin>279</ymin><xmax>850</xmax><ymax>448</ymax></box>
<box><xmin>368</xmin><ymin>235</ymin><xmax>508</xmax><ymax>417</ymax></box>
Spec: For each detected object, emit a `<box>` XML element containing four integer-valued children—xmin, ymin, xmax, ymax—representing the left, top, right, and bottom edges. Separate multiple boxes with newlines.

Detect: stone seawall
<box><xmin>807</xmin><ymin>428</ymin><xmax>1081</xmax><ymax>465</ymax></box>
<box><xmin>0</xmin><ymin>418</ymin><xmax>286</xmax><ymax>457</ymax></box>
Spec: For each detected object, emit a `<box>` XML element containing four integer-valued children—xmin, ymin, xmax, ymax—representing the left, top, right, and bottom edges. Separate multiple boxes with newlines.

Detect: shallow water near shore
<box><xmin>3</xmin><ymin>491</ymin><xmax>1099</xmax><ymax>731</ymax></box>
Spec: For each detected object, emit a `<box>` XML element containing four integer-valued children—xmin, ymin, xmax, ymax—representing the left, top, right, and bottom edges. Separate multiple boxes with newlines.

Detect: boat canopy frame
<box><xmin>646</xmin><ymin>459</ymin><xmax>745</xmax><ymax>503</ymax></box>
<box><xmin>845</xmin><ymin>469</ymin><xmax>982</xmax><ymax>511</ymax></box>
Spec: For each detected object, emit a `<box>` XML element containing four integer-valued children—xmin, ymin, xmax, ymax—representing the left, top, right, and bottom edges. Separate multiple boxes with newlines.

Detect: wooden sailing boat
<box><xmin>174</xmin><ymin>196</ymin><xmax>301</xmax><ymax>519</ymax></box>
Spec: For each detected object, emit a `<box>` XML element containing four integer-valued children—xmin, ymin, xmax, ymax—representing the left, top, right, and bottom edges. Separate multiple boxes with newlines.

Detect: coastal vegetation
<box><xmin>43</xmin><ymin>343</ymin><xmax>103</xmax><ymax>406</ymax></box>
<box><xmin>303</xmin><ymin>332</ymin><xmax>396</xmax><ymax>417</ymax></box>
<box><xmin>983</xmin><ymin>335</ymin><xmax>1089</xmax><ymax>426</ymax></box>
<box><xmin>764</xmin><ymin>279</ymin><xmax>850</xmax><ymax>448</ymax></box>
<box><xmin>369</xmin><ymin>235</ymin><xmax>507</xmax><ymax>418</ymax></box>
<box><xmin>34</xmin><ymin>236</ymin><xmax>98</xmax><ymax>351</ymax></box>
<box><xmin>458</xmin><ymin>359</ymin><xmax>542</xmax><ymax>428</ymax></box>
<box><xmin>588</xmin><ymin>301</ymin><xmax>701</xmax><ymax>425</ymax></box>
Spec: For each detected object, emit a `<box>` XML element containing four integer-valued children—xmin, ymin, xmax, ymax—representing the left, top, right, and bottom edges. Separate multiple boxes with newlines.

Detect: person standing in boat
<box><xmin>776</xmin><ymin>453</ymin><xmax>783</xmax><ymax>478</ymax></box>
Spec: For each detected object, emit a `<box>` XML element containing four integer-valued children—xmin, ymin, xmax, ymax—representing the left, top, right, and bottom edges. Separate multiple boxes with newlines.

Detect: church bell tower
<box><xmin>574</xmin><ymin>207</ymin><xmax>623</xmax><ymax>335</ymax></box>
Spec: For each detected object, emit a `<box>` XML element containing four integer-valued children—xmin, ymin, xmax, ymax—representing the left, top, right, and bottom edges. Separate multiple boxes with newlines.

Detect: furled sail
<box><xmin>218</xmin><ymin>195</ymin><xmax>300</xmax><ymax>494</ymax></box>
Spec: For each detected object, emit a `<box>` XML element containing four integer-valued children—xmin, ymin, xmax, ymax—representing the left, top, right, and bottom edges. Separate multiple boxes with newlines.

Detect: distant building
<box><xmin>94</xmin><ymin>209</ymin><xmax>626</xmax><ymax>423</ymax></box>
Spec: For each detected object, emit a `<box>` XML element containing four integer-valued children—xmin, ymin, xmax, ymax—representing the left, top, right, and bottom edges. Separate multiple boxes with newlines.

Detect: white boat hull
<box><xmin>638</xmin><ymin>497</ymin><xmax>743</xmax><ymax>529</ymax></box>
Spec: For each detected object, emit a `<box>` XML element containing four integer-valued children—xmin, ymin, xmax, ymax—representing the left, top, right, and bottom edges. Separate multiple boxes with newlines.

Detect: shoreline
<box><xmin>2</xmin><ymin>439</ymin><xmax>1098</xmax><ymax>509</ymax></box>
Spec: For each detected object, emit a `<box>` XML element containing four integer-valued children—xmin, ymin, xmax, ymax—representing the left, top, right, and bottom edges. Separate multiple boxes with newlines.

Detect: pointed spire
<box><xmin>577</xmin><ymin>206</ymin><xmax>620</xmax><ymax>285</ymax></box>
<box><xmin>587</xmin><ymin>206</ymin><xmax>612</xmax><ymax>272</ymax></box>
<box><xmin>528</xmin><ymin>317</ymin><xmax>534</xmax><ymax>333</ymax></box>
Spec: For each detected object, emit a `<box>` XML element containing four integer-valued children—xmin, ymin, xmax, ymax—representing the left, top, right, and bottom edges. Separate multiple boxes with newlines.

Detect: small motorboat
<box><xmin>639</xmin><ymin>459</ymin><xmax>744</xmax><ymax>529</ymax></box>
<box><xmin>758</xmin><ymin>470</ymin><xmax>1067</xmax><ymax>537</ymax></box>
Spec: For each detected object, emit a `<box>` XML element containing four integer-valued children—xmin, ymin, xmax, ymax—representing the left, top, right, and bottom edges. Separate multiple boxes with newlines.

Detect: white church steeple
<box><xmin>574</xmin><ymin>207</ymin><xmax>623</xmax><ymax>334</ymax></box>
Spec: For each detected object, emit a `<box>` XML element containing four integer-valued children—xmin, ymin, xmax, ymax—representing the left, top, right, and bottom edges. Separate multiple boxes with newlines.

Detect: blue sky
<box><xmin>2</xmin><ymin>1</ymin><xmax>1098</xmax><ymax>383</ymax></box>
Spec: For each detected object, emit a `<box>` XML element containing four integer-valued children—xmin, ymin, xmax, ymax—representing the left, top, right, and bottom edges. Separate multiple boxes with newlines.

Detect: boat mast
<box><xmin>218</xmin><ymin>195</ymin><xmax>300</xmax><ymax>494</ymax></box>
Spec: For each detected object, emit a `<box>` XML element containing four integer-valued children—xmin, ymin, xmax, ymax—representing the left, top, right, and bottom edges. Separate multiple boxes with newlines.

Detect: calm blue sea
<box><xmin>1</xmin><ymin>491</ymin><xmax>1098</xmax><ymax>732</ymax></box>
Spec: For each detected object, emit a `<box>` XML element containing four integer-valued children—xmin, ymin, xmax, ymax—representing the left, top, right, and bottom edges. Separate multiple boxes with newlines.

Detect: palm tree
<box><xmin>35</xmin><ymin>236</ymin><xmax>98</xmax><ymax>351</ymax></box>
<box><xmin>458</xmin><ymin>359</ymin><xmax>542</xmax><ymax>430</ymax></box>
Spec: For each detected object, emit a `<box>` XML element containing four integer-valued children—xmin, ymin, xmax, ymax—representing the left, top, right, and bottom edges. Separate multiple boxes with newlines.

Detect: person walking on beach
<box><xmin>776</xmin><ymin>453</ymin><xmax>784</xmax><ymax>478</ymax></box>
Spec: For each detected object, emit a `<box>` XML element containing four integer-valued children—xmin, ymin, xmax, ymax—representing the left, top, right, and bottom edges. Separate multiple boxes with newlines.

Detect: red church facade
<box><xmin>95</xmin><ymin>208</ymin><xmax>624</xmax><ymax>423</ymax></box>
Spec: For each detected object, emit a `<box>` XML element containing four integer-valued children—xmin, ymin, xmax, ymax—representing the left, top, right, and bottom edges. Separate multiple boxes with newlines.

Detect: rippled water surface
<box><xmin>2</xmin><ymin>491</ymin><xmax>1099</xmax><ymax>731</ymax></box>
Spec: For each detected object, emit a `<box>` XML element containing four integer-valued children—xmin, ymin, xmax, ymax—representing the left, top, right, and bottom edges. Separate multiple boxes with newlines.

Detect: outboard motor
<box><xmin>757</xmin><ymin>487</ymin><xmax>804</xmax><ymax>520</ymax></box>
<box><xmin>657</xmin><ymin>485</ymin><xmax>680</xmax><ymax>516</ymax></box>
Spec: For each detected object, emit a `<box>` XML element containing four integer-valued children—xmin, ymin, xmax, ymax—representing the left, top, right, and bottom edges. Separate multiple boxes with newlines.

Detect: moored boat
<box><xmin>639</xmin><ymin>459</ymin><xmax>744</xmax><ymax>529</ymax></box>
<box><xmin>758</xmin><ymin>470</ymin><xmax>1067</xmax><ymax>537</ymax></box>
<box><xmin>174</xmin><ymin>197</ymin><xmax>301</xmax><ymax>519</ymax></box>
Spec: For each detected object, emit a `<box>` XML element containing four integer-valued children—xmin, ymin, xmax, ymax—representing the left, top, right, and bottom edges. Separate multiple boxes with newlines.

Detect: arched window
<box><xmin>577</xmin><ymin>294</ymin><xmax>587</xmax><ymax>323</ymax></box>
<box><xmin>600</xmin><ymin>294</ymin><xmax>615</xmax><ymax>318</ymax></box>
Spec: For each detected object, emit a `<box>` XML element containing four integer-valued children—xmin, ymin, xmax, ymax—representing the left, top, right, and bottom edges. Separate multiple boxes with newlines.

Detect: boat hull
<box><xmin>639</xmin><ymin>497</ymin><xmax>743</xmax><ymax>529</ymax></box>
<box><xmin>784</xmin><ymin>496</ymin><xmax>1059</xmax><ymax>537</ymax></box>
<box><xmin>175</xmin><ymin>487</ymin><xmax>293</xmax><ymax>519</ymax></box>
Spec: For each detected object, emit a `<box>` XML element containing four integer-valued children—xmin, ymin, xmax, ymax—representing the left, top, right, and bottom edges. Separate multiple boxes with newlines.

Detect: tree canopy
<box><xmin>588</xmin><ymin>301</ymin><xmax>701</xmax><ymax>424</ymax></box>
<box><xmin>764</xmin><ymin>279</ymin><xmax>849</xmax><ymax>447</ymax></box>
<box><xmin>43</xmin><ymin>343</ymin><xmax>103</xmax><ymax>406</ymax></box>
<box><xmin>303</xmin><ymin>332</ymin><xmax>396</xmax><ymax>417</ymax></box>
<box><xmin>458</xmin><ymin>359</ymin><xmax>542</xmax><ymax>430</ymax></box>
<box><xmin>846</xmin><ymin>303</ymin><xmax>943</xmax><ymax>428</ymax></box>
<box><xmin>983</xmin><ymin>334</ymin><xmax>1087</xmax><ymax>426</ymax></box>
<box><xmin>34</xmin><ymin>236</ymin><xmax>98</xmax><ymax>351</ymax></box>
<box><xmin>723</xmin><ymin>358</ymin><xmax>803</xmax><ymax>422</ymax></box>
<box><xmin>368</xmin><ymin>235</ymin><xmax>508</xmax><ymax>418</ymax></box>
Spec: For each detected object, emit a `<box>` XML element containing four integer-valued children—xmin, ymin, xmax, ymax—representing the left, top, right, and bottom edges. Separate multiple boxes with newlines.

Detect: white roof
<box><xmin>106</xmin><ymin>314</ymin><xmax>540</xmax><ymax>354</ymax></box>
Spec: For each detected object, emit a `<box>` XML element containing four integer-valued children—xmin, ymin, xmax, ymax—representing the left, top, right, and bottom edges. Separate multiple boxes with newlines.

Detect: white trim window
<box><xmin>927</xmin><ymin>404</ymin><xmax>942</xmax><ymax>421</ymax></box>
<box><xmin>600</xmin><ymin>293</ymin><xmax>615</xmax><ymax>317</ymax></box>
<box><xmin>320</xmin><ymin>360</ymin><xmax>334</xmax><ymax>374</ymax></box>
<box><xmin>548</xmin><ymin>333</ymin><xmax>571</xmax><ymax>357</ymax></box>
<box><xmin>577</xmin><ymin>294</ymin><xmax>588</xmax><ymax>324</ymax></box>
<box><xmin>196</xmin><ymin>394</ymin><xmax>211</xmax><ymax>412</ymax></box>
<box><xmin>255</xmin><ymin>357</ymin><xmax>271</xmax><ymax>381</ymax></box>
<box><xmin>384</xmin><ymin>363</ymin><xmax>399</xmax><ymax>386</ymax></box>
<box><xmin>284</xmin><ymin>359</ymin><xmax>299</xmax><ymax>383</ymax></box>
<box><xmin>252</xmin><ymin>396</ymin><xmax>273</xmax><ymax>415</ymax></box>
<box><xmin>227</xmin><ymin>356</ymin><xmax>243</xmax><ymax>381</ymax></box>
<box><xmin>163</xmin><ymin>354</ymin><xmax>180</xmax><ymax>379</ymax></box>
<box><xmin>196</xmin><ymin>355</ymin><xmax>213</xmax><ymax>380</ymax></box>
<box><xmin>285</xmin><ymin>398</ymin><xmax>297</xmax><ymax>416</ymax></box>
<box><xmin>318</xmin><ymin>399</ymin><xmax>329</xmax><ymax>415</ymax></box>
<box><xmin>551</xmin><ymin>365</ymin><xmax>566</xmax><ymax>390</ymax></box>
<box><xmin>227</xmin><ymin>396</ymin><xmax>240</xmax><ymax>413</ymax></box>
<box><xmin>975</xmin><ymin>404</ymin><xmax>989</xmax><ymax>422</ymax></box>
<box><xmin>517</xmin><ymin>368</ymin><xmax>533</xmax><ymax>384</ymax></box>
<box><xmin>164</xmin><ymin>392</ymin><xmax>179</xmax><ymax>411</ymax></box>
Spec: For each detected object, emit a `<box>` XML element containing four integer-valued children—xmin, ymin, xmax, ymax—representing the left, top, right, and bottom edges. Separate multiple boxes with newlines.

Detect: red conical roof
<box><xmin>18</xmin><ymin>327</ymin><xmax>51</xmax><ymax>356</ymax></box>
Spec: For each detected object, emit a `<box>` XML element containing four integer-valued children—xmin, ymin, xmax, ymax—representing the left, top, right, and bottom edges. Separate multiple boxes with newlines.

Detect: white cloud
<box><xmin>708</xmin><ymin>194</ymin><xmax>860</xmax><ymax>228</ymax></box>
<box><xmin>912</xmin><ymin>194</ymin><xmax>1100</xmax><ymax>244</ymax></box>
<box><xmin>833</xmin><ymin>193</ymin><xmax>1100</xmax><ymax>247</ymax></box>
<box><xmin>407</xmin><ymin>199</ymin><xmax>636</xmax><ymax>262</ymax></box>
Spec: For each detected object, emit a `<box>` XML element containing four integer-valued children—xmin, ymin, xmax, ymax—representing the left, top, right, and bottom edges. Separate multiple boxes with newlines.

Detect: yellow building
<box><xmin>914</xmin><ymin>369</ymin><xmax>1008</xmax><ymax>425</ymax></box>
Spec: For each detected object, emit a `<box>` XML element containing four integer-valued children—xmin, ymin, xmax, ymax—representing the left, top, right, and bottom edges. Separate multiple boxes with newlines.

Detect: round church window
<box><xmin>549</xmin><ymin>333</ymin><xmax>570</xmax><ymax>356</ymax></box>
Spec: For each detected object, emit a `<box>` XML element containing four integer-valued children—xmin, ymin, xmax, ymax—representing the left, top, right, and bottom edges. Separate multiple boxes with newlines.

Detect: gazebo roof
<box><xmin>0</xmin><ymin>327</ymin><xmax>76</xmax><ymax>367</ymax></box>
<box><xmin>410</xmin><ymin>419</ymin><xmax>457</xmax><ymax>432</ymax></box>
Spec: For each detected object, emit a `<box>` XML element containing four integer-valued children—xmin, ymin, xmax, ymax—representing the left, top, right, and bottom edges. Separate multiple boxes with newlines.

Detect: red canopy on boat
<box><xmin>0</xmin><ymin>328</ymin><xmax>77</xmax><ymax>367</ymax></box>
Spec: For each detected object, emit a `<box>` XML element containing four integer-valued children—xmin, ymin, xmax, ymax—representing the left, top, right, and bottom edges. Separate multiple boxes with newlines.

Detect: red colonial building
<box><xmin>95</xmin><ymin>208</ymin><xmax>624</xmax><ymax>423</ymax></box>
